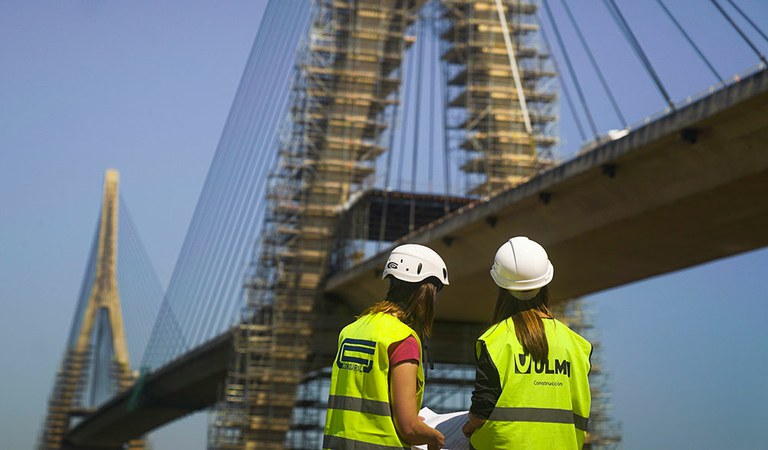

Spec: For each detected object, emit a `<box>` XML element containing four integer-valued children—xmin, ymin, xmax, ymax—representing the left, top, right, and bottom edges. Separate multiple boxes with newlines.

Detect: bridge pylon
<box><xmin>38</xmin><ymin>170</ymin><xmax>143</xmax><ymax>450</ymax></box>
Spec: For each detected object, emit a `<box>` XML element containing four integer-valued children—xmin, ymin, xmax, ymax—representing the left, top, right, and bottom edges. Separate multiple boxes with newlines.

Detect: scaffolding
<box><xmin>208</xmin><ymin>1</ymin><xmax>426</xmax><ymax>448</ymax></box>
<box><xmin>552</xmin><ymin>298</ymin><xmax>622</xmax><ymax>449</ymax></box>
<box><xmin>439</xmin><ymin>0</ymin><xmax>558</xmax><ymax>196</ymax></box>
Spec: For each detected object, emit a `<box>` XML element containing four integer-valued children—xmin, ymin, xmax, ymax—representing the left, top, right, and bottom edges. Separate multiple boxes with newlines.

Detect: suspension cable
<box><xmin>603</xmin><ymin>0</ymin><xmax>675</xmax><ymax>110</ymax></box>
<box><xmin>377</xmin><ymin>2</ymin><xmax>410</xmax><ymax>246</ymax></box>
<box><xmin>188</xmin><ymin>0</ymin><xmax>298</xmax><ymax>347</ymax></box>
<box><xmin>541</xmin><ymin>0</ymin><xmax>599</xmax><ymax>137</ymax></box>
<box><xmin>559</xmin><ymin>0</ymin><xmax>628</xmax><ymax>128</ymax></box>
<box><xmin>711</xmin><ymin>0</ymin><xmax>768</xmax><ymax>65</ymax></box>
<box><xmin>428</xmin><ymin>7</ymin><xmax>437</xmax><ymax>192</ymax></box>
<box><xmin>656</xmin><ymin>0</ymin><xmax>723</xmax><ymax>84</ymax></box>
<box><xmin>410</xmin><ymin>14</ymin><xmax>425</xmax><ymax>231</ymax></box>
<box><xmin>197</xmin><ymin>0</ymin><xmax>305</xmax><ymax>344</ymax></box>
<box><xmin>535</xmin><ymin>15</ymin><xmax>588</xmax><ymax>143</ymax></box>
<box><xmin>396</xmin><ymin>29</ymin><xmax>416</xmax><ymax>191</ymax></box>
<box><xmin>494</xmin><ymin>0</ymin><xmax>534</xmax><ymax>135</ymax></box>
<box><xmin>726</xmin><ymin>0</ymin><xmax>768</xmax><ymax>45</ymax></box>
<box><xmin>433</xmin><ymin>7</ymin><xmax>453</xmax><ymax>211</ymax></box>
<box><xmin>162</xmin><ymin>0</ymin><xmax>282</xmax><ymax>353</ymax></box>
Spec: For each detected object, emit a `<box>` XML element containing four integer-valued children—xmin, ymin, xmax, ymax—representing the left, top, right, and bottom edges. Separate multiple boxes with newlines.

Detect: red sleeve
<box><xmin>388</xmin><ymin>335</ymin><xmax>420</xmax><ymax>366</ymax></box>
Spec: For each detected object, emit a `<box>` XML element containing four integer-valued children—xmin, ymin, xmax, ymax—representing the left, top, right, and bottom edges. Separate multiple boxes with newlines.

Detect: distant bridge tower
<box><xmin>38</xmin><ymin>170</ymin><xmax>143</xmax><ymax>450</ymax></box>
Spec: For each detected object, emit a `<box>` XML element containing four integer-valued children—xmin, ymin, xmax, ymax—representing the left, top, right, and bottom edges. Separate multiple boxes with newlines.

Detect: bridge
<box><xmin>37</xmin><ymin>1</ymin><xmax>768</xmax><ymax>449</ymax></box>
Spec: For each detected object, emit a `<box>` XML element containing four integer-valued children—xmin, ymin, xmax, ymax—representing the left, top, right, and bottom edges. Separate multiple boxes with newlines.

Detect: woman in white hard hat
<box><xmin>462</xmin><ymin>236</ymin><xmax>592</xmax><ymax>449</ymax></box>
<box><xmin>323</xmin><ymin>244</ymin><xmax>449</xmax><ymax>450</ymax></box>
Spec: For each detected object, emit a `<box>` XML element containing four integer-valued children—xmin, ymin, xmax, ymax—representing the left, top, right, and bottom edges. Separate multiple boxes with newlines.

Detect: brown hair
<box><xmin>490</xmin><ymin>286</ymin><xmax>552</xmax><ymax>361</ymax></box>
<box><xmin>361</xmin><ymin>278</ymin><xmax>438</xmax><ymax>340</ymax></box>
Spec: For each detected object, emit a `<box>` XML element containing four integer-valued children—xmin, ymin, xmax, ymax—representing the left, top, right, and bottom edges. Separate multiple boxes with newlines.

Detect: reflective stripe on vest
<box><xmin>322</xmin><ymin>435</ymin><xmax>409</xmax><ymax>450</ymax></box>
<box><xmin>490</xmin><ymin>406</ymin><xmax>589</xmax><ymax>431</ymax></box>
<box><xmin>327</xmin><ymin>394</ymin><xmax>391</xmax><ymax>416</ymax></box>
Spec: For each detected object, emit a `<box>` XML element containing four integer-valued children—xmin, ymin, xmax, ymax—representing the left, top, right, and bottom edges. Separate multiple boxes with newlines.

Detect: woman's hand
<box><xmin>461</xmin><ymin>420</ymin><xmax>476</xmax><ymax>437</ymax></box>
<box><xmin>427</xmin><ymin>429</ymin><xmax>445</xmax><ymax>450</ymax></box>
<box><xmin>462</xmin><ymin>412</ymin><xmax>486</xmax><ymax>438</ymax></box>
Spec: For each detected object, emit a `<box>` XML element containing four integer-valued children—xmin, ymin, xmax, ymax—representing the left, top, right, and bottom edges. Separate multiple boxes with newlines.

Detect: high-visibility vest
<box><xmin>323</xmin><ymin>312</ymin><xmax>424</xmax><ymax>450</ymax></box>
<box><xmin>471</xmin><ymin>317</ymin><xmax>592</xmax><ymax>450</ymax></box>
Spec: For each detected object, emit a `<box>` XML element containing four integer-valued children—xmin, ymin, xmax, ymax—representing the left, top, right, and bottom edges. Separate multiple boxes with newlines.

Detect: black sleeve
<box><xmin>469</xmin><ymin>341</ymin><xmax>502</xmax><ymax>420</ymax></box>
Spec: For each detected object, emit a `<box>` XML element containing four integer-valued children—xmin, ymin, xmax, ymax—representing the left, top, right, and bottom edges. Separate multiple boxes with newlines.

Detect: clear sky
<box><xmin>1</xmin><ymin>1</ymin><xmax>767</xmax><ymax>450</ymax></box>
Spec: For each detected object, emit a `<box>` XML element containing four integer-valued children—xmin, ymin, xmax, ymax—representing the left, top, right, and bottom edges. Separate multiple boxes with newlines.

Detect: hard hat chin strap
<box><xmin>508</xmin><ymin>288</ymin><xmax>540</xmax><ymax>301</ymax></box>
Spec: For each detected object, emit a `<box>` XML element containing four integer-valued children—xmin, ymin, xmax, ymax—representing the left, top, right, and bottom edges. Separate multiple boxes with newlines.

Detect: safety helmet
<box><xmin>382</xmin><ymin>244</ymin><xmax>449</xmax><ymax>286</ymax></box>
<box><xmin>490</xmin><ymin>236</ymin><xmax>553</xmax><ymax>293</ymax></box>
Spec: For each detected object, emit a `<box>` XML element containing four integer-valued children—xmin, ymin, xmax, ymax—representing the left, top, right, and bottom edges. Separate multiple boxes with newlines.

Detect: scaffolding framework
<box><xmin>440</xmin><ymin>0</ymin><xmax>558</xmax><ymax>196</ymax></box>
<box><xmin>209</xmin><ymin>1</ymin><xmax>426</xmax><ymax>448</ymax></box>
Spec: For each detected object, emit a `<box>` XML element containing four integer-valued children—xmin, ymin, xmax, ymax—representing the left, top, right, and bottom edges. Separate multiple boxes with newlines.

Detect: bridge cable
<box><xmin>655</xmin><ymin>0</ymin><xmax>724</xmax><ymax>84</ymax></box>
<box><xmin>203</xmin><ymin>0</ymin><xmax>304</xmax><ymax>340</ymax></box>
<box><xmin>428</xmin><ymin>8</ymin><xmax>437</xmax><ymax>193</ymax></box>
<box><xmin>710</xmin><ymin>0</ymin><xmax>768</xmax><ymax>65</ymax></box>
<box><xmin>534</xmin><ymin>13</ymin><xmax>588</xmax><ymax>144</ymax></box>
<box><xmin>196</xmin><ymin>0</ymin><xmax>304</xmax><ymax>344</ymax></box>
<box><xmin>726</xmin><ymin>0</ymin><xmax>768</xmax><ymax>45</ymax></box>
<box><xmin>182</xmin><ymin>0</ymin><xmax>287</xmax><ymax>349</ymax></box>
<box><xmin>185</xmin><ymin>7</ymin><xmax>283</xmax><ymax>343</ymax></box>
<box><xmin>142</xmin><ymin>0</ymin><xmax>296</xmax><ymax>366</ymax></box>
<box><xmin>376</xmin><ymin>54</ymin><xmax>404</xmax><ymax>248</ymax></box>
<box><xmin>193</xmin><ymin>0</ymin><xmax>299</xmax><ymax>340</ymax></box>
<box><xmin>118</xmin><ymin>200</ymin><xmax>163</xmax><ymax>361</ymax></box>
<box><xmin>410</xmin><ymin>14</ymin><xmax>426</xmax><ymax>232</ymax></box>
<box><xmin>218</xmin><ymin>2</ymin><xmax>309</xmax><ymax>335</ymax></box>
<box><xmin>66</xmin><ymin>219</ymin><xmax>99</xmax><ymax>349</ymax></box>
<box><xmin>191</xmin><ymin>0</ymin><xmax>305</xmax><ymax>345</ymax></box>
<box><xmin>154</xmin><ymin>6</ymin><xmax>275</xmax><ymax>353</ymax></box>
<box><xmin>382</xmin><ymin>8</ymin><xmax>420</xmax><ymax>245</ymax></box>
<box><xmin>558</xmin><ymin>0</ymin><xmax>628</xmax><ymax>129</ymax></box>
<box><xmin>428</xmin><ymin>3</ymin><xmax>453</xmax><ymax>211</ymax></box>
<box><xmin>494</xmin><ymin>0</ymin><xmax>534</xmax><ymax>136</ymax></box>
<box><xmin>602</xmin><ymin>0</ymin><xmax>675</xmax><ymax>110</ymax></box>
<box><xmin>541</xmin><ymin>0</ymin><xmax>599</xmax><ymax>137</ymax></box>
<box><xmin>376</xmin><ymin>4</ymin><xmax>415</xmax><ymax>248</ymax></box>
<box><xmin>396</xmin><ymin>29</ymin><xmax>417</xmax><ymax>192</ymax></box>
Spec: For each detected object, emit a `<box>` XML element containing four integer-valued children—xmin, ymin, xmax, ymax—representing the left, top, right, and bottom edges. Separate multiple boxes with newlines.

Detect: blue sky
<box><xmin>1</xmin><ymin>1</ymin><xmax>767</xmax><ymax>449</ymax></box>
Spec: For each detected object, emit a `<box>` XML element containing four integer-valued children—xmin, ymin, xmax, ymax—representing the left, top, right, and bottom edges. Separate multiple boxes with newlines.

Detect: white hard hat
<box><xmin>382</xmin><ymin>244</ymin><xmax>449</xmax><ymax>285</ymax></box>
<box><xmin>490</xmin><ymin>236</ymin><xmax>553</xmax><ymax>292</ymax></box>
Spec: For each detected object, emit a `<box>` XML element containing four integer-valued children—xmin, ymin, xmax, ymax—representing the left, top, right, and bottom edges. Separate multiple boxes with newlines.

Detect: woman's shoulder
<box><xmin>479</xmin><ymin>319</ymin><xmax>514</xmax><ymax>341</ymax></box>
<box><xmin>550</xmin><ymin>318</ymin><xmax>591</xmax><ymax>349</ymax></box>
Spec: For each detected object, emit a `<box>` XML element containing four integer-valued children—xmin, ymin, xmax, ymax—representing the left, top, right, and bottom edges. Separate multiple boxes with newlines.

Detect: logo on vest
<box><xmin>337</xmin><ymin>338</ymin><xmax>376</xmax><ymax>373</ymax></box>
<box><xmin>514</xmin><ymin>353</ymin><xmax>571</xmax><ymax>377</ymax></box>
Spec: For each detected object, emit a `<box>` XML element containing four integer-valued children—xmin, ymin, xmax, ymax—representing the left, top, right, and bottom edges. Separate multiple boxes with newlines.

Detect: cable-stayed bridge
<box><xmin>38</xmin><ymin>1</ymin><xmax>768</xmax><ymax>449</ymax></box>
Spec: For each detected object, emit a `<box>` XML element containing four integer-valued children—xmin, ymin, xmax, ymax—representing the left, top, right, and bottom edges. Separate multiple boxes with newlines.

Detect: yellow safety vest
<box><xmin>323</xmin><ymin>312</ymin><xmax>424</xmax><ymax>450</ymax></box>
<box><xmin>471</xmin><ymin>318</ymin><xmax>592</xmax><ymax>450</ymax></box>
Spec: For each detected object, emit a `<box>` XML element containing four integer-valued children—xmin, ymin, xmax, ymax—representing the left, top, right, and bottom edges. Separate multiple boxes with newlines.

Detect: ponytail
<box><xmin>490</xmin><ymin>287</ymin><xmax>551</xmax><ymax>361</ymax></box>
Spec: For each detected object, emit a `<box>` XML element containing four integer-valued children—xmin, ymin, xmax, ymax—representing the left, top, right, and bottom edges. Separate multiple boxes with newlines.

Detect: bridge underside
<box><xmin>65</xmin><ymin>68</ymin><xmax>768</xmax><ymax>448</ymax></box>
<box><xmin>326</xmin><ymin>67</ymin><xmax>768</xmax><ymax>325</ymax></box>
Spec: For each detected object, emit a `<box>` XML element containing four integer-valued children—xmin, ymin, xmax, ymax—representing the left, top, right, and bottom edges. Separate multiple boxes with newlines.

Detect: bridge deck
<box><xmin>326</xmin><ymin>67</ymin><xmax>768</xmax><ymax>324</ymax></box>
<box><xmin>64</xmin><ymin>332</ymin><xmax>232</xmax><ymax>449</ymax></box>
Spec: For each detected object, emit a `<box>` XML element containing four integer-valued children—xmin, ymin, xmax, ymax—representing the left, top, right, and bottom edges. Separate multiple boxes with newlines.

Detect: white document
<box><xmin>413</xmin><ymin>407</ymin><xmax>470</xmax><ymax>450</ymax></box>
